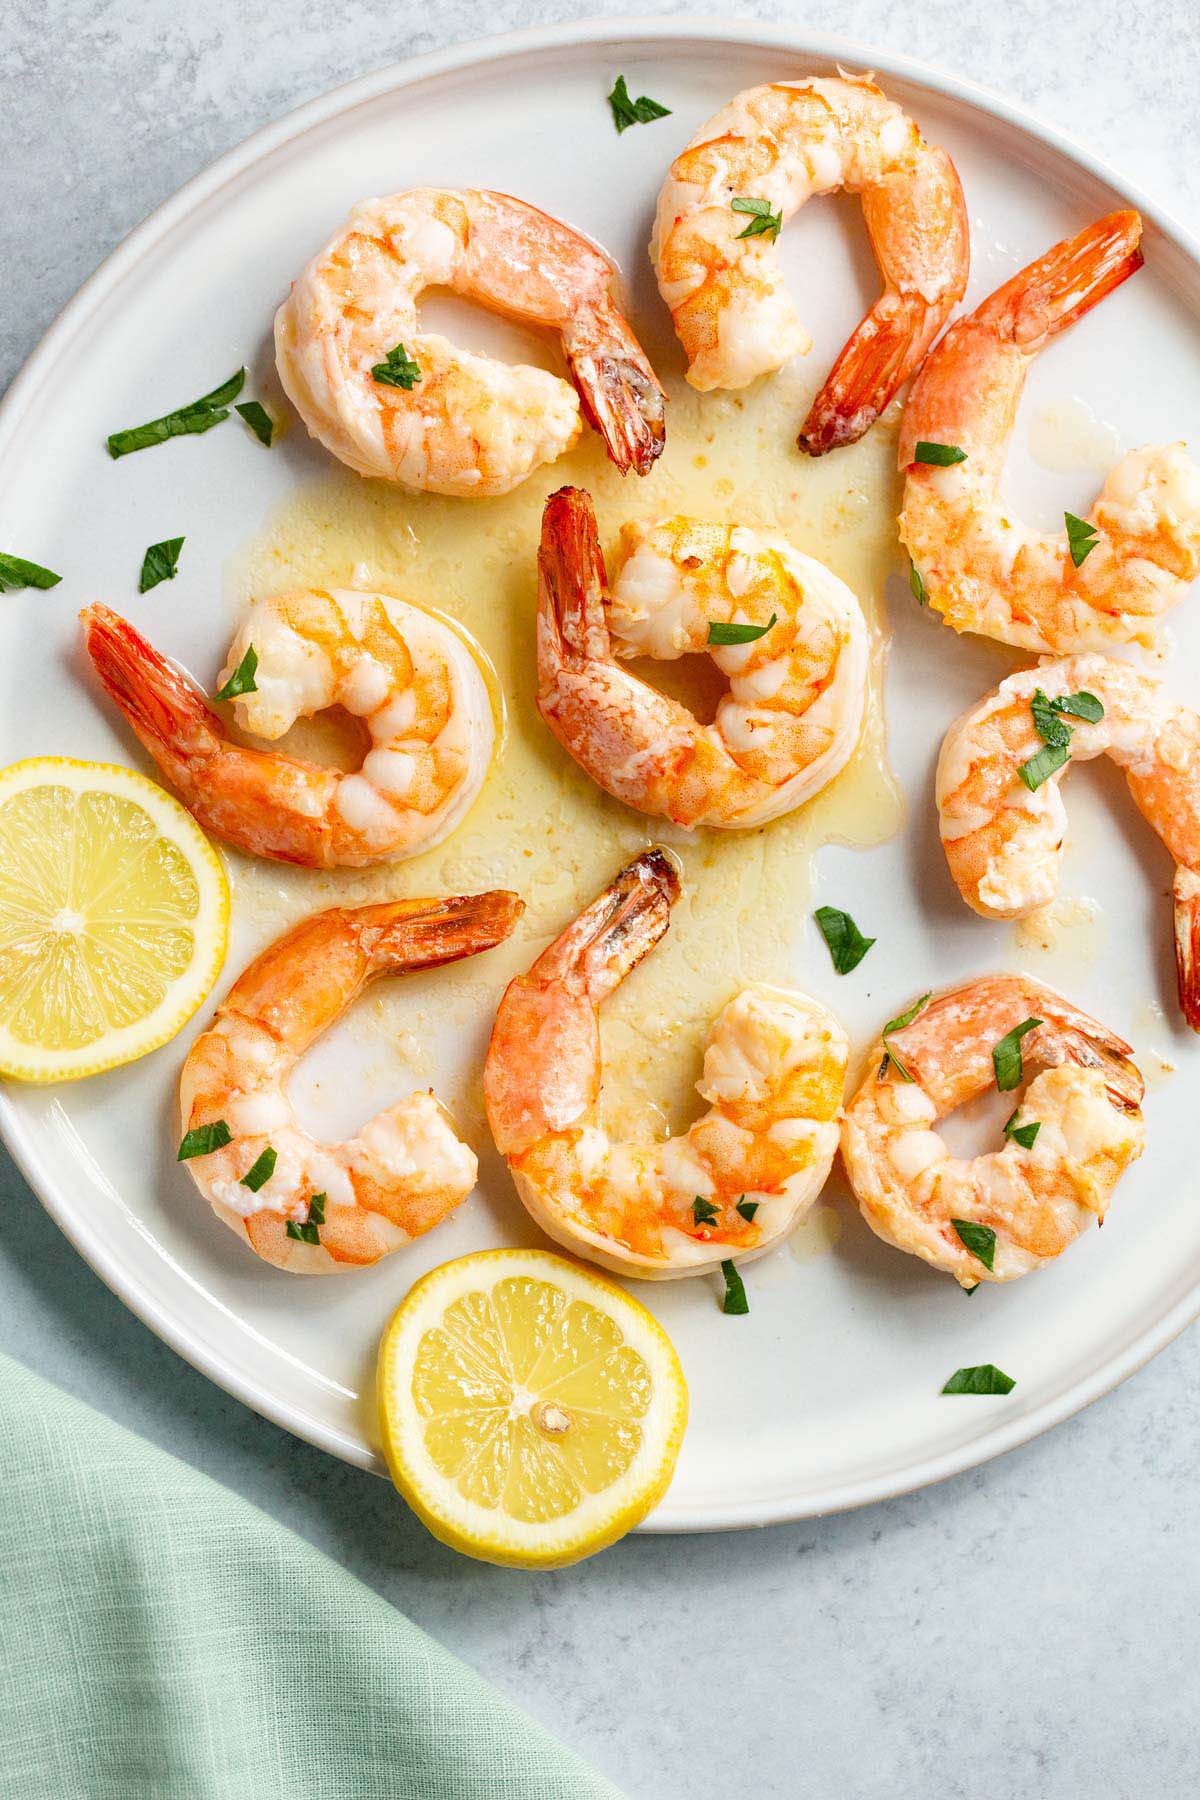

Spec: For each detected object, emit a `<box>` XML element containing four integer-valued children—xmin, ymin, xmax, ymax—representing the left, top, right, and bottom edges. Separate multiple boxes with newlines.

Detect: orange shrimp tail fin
<box><xmin>530</xmin><ymin>848</ymin><xmax>680</xmax><ymax>995</ymax></box>
<box><xmin>1173</xmin><ymin>868</ymin><xmax>1200</xmax><ymax>1032</ymax></box>
<box><xmin>221</xmin><ymin>894</ymin><xmax>526</xmax><ymax>1053</ymax></box>
<box><xmin>368</xmin><ymin>890</ymin><xmax>525</xmax><ymax>974</ymax></box>
<box><xmin>537</xmin><ymin>486</ymin><xmax>611</xmax><ymax>670</ymax></box>
<box><xmin>799</xmin><ymin>289</ymin><xmax>947</xmax><ymax>455</ymax></box>
<box><xmin>484</xmin><ymin>849</ymin><xmax>678</xmax><ymax>1157</ymax></box>
<box><xmin>981</xmin><ymin>209</ymin><xmax>1144</xmax><ymax>348</ymax></box>
<box><xmin>566</xmin><ymin>324</ymin><xmax>667</xmax><ymax>476</ymax></box>
<box><xmin>81</xmin><ymin>603</ymin><xmax>221</xmax><ymax>770</ymax></box>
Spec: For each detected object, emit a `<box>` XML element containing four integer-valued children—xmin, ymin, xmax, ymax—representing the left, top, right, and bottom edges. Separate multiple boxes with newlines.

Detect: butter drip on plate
<box><xmin>226</xmin><ymin>364</ymin><xmax>904</xmax><ymax>1147</ymax></box>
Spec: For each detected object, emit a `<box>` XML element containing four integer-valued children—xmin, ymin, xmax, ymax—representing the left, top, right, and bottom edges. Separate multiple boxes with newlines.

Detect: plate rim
<box><xmin>2</xmin><ymin>12</ymin><xmax>1199</xmax><ymax>1530</ymax></box>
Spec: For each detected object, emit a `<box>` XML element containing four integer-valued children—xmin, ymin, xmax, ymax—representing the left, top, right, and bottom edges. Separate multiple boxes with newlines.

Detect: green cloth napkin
<box><xmin>0</xmin><ymin>1352</ymin><xmax>621</xmax><ymax>1800</ymax></box>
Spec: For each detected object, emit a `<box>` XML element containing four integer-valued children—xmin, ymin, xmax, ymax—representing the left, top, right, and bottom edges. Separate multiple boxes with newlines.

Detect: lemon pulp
<box><xmin>0</xmin><ymin>759</ymin><xmax>229</xmax><ymax>1081</ymax></box>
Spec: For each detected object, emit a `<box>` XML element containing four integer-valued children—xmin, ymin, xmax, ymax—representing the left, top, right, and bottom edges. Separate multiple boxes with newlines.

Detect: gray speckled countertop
<box><xmin>4</xmin><ymin>4</ymin><xmax>1200</xmax><ymax>1795</ymax></box>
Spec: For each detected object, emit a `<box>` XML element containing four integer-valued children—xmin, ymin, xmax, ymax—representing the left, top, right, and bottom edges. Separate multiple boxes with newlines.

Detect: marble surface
<box><xmin>4</xmin><ymin>4</ymin><xmax>1200</xmax><ymax>1795</ymax></box>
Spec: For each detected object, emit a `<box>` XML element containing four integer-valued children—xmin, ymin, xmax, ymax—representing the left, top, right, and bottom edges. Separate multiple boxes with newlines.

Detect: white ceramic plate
<box><xmin>3</xmin><ymin>19</ymin><xmax>1200</xmax><ymax>1530</ymax></box>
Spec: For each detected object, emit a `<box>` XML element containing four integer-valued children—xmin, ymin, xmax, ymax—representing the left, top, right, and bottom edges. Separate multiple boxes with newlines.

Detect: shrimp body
<box><xmin>276</xmin><ymin>187</ymin><xmax>666</xmax><ymax>497</ymax></box>
<box><xmin>179</xmin><ymin>892</ymin><xmax>522</xmax><ymax>1272</ymax></box>
<box><xmin>536</xmin><ymin>488</ymin><xmax>868</xmax><ymax>828</ymax></box>
<box><xmin>841</xmin><ymin>977</ymin><xmax>1144</xmax><ymax>1286</ymax></box>
<box><xmin>82</xmin><ymin>590</ymin><xmax>494</xmax><ymax>869</ymax></box>
<box><xmin>900</xmin><ymin>210</ymin><xmax>1200</xmax><ymax>652</ymax></box>
<box><xmin>652</xmin><ymin>73</ymin><xmax>968</xmax><ymax>452</ymax></box>
<box><xmin>937</xmin><ymin>653</ymin><xmax>1200</xmax><ymax>1030</ymax></box>
<box><xmin>484</xmin><ymin>851</ymin><xmax>848</xmax><ymax>1280</ymax></box>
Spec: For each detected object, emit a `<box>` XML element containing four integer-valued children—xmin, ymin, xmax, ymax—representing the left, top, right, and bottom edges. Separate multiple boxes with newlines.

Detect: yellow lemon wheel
<box><xmin>378</xmin><ymin>1248</ymin><xmax>689</xmax><ymax>1568</ymax></box>
<box><xmin>0</xmin><ymin>758</ymin><xmax>229</xmax><ymax>1082</ymax></box>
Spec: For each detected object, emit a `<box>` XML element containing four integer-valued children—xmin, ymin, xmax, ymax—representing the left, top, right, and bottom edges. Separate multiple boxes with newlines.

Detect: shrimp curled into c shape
<box><xmin>483</xmin><ymin>850</ymin><xmax>849</xmax><ymax>1280</ymax></box>
<box><xmin>276</xmin><ymin>187</ymin><xmax>666</xmax><ymax>497</ymax></box>
<box><xmin>179</xmin><ymin>891</ymin><xmax>523</xmax><ymax>1272</ymax></box>
<box><xmin>937</xmin><ymin>653</ymin><xmax>1200</xmax><ymax>1032</ymax></box>
<box><xmin>900</xmin><ymin>210</ymin><xmax>1200</xmax><ymax>653</ymax></box>
<box><xmin>82</xmin><ymin>590</ymin><xmax>494</xmax><ymax>869</ymax></box>
<box><xmin>536</xmin><ymin>488</ymin><xmax>869</xmax><ymax>828</ymax></box>
<box><xmin>840</xmin><ymin>977</ymin><xmax>1145</xmax><ymax>1287</ymax></box>
<box><xmin>652</xmin><ymin>72</ymin><xmax>968</xmax><ymax>453</ymax></box>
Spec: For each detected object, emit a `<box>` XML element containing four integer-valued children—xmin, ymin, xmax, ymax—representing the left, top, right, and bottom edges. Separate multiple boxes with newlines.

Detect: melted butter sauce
<box><xmin>226</xmin><ymin>365</ymin><xmax>904</xmax><ymax>1146</ymax></box>
<box><xmin>1013</xmin><ymin>894</ymin><xmax>1104</xmax><ymax>962</ymax></box>
<box><xmin>1130</xmin><ymin>1001</ymin><xmax>1178</xmax><ymax>1088</ymax></box>
<box><xmin>1028</xmin><ymin>395</ymin><xmax>1121</xmax><ymax>475</ymax></box>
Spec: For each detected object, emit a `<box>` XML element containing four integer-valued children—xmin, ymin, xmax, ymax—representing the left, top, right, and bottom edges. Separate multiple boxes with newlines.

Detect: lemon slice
<box><xmin>378</xmin><ymin>1249</ymin><xmax>688</xmax><ymax>1568</ymax></box>
<box><xmin>0</xmin><ymin>758</ymin><xmax>229</xmax><ymax>1082</ymax></box>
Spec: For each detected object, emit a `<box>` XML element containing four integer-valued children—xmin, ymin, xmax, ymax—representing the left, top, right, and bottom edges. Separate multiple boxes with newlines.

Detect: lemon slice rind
<box><xmin>0</xmin><ymin>758</ymin><xmax>229</xmax><ymax>1082</ymax></box>
<box><xmin>378</xmin><ymin>1248</ymin><xmax>688</xmax><ymax>1569</ymax></box>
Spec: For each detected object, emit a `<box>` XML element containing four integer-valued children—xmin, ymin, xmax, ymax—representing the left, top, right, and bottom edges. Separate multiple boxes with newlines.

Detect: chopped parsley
<box><xmin>1030</xmin><ymin>688</ymin><xmax>1073</xmax><ymax>749</ymax></box>
<box><xmin>1065</xmin><ymin>511</ymin><xmax>1099</xmax><ymax>568</ymax></box>
<box><xmin>992</xmin><ymin>1017</ymin><xmax>1041</xmax><ymax>1092</ymax></box>
<box><xmin>607</xmin><ymin>74</ymin><xmax>671</xmax><ymax>133</ymax></box>
<box><xmin>879</xmin><ymin>991</ymin><xmax>932</xmax><ymax>1081</ymax></box>
<box><xmin>692</xmin><ymin>1196</ymin><xmax>719</xmax><ymax>1227</ymax></box>
<box><xmin>908</xmin><ymin>560</ymin><xmax>927</xmax><ymax>606</ymax></box>
<box><xmin>213</xmin><ymin>645</ymin><xmax>258</xmax><ymax>702</ymax></box>
<box><xmin>138</xmin><ymin>537</ymin><xmax>185</xmax><ymax>594</ymax></box>
<box><xmin>1020</xmin><ymin>687</ymin><xmax>1105</xmax><ymax>789</ymax></box>
<box><xmin>286</xmin><ymin>1194</ymin><xmax>326</xmax><ymax>1245</ymax></box>
<box><xmin>942</xmin><ymin>1363</ymin><xmax>1016</xmax><ymax>1396</ymax></box>
<box><xmin>235</xmin><ymin>400</ymin><xmax>275</xmax><ymax>447</ymax></box>
<box><xmin>720</xmin><ymin>1259</ymin><xmax>749</xmax><ymax>1314</ymax></box>
<box><xmin>1053</xmin><ymin>690</ymin><xmax>1104</xmax><ymax>723</ymax></box>
<box><xmin>735</xmin><ymin>1197</ymin><xmax>759</xmax><ymax>1222</ymax></box>
<box><xmin>1018</xmin><ymin>743</ymin><xmax>1070</xmax><ymax>791</ymax></box>
<box><xmin>177</xmin><ymin>1120</ymin><xmax>232</xmax><ymax>1160</ymax></box>
<box><xmin>708</xmin><ymin>612</ymin><xmax>777</xmax><ymax>646</ymax></box>
<box><xmin>0</xmin><ymin>551</ymin><xmax>62</xmax><ymax>592</ymax></box>
<box><xmin>107</xmin><ymin>368</ymin><xmax>245</xmax><ymax>458</ymax></box>
<box><xmin>731</xmin><ymin>196</ymin><xmax>782</xmax><ymax>242</ymax></box>
<box><xmin>951</xmin><ymin>1218</ymin><xmax>996</xmax><ymax>1271</ymax></box>
<box><xmin>1004</xmin><ymin>1111</ymin><xmax>1041</xmax><ymax>1150</ymax></box>
<box><xmin>814</xmin><ymin>906</ymin><xmax>875</xmax><ymax>975</ymax></box>
<box><xmin>913</xmin><ymin>441</ymin><xmax>967</xmax><ymax>466</ymax></box>
<box><xmin>371</xmin><ymin>343</ymin><xmax>422</xmax><ymax>390</ymax></box>
<box><xmin>240</xmin><ymin>1147</ymin><xmax>277</xmax><ymax>1192</ymax></box>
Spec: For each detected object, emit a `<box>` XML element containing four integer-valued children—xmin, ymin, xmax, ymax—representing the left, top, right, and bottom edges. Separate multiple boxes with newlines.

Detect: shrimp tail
<box><xmin>537</xmin><ymin>486</ymin><xmax>612</xmax><ymax>664</ymax></box>
<box><xmin>81</xmin><ymin>603</ymin><xmax>222</xmax><ymax>772</ymax></box>
<box><xmin>537</xmin><ymin>488</ymin><xmax>695</xmax><ymax>814</ymax></box>
<box><xmin>565</xmin><ymin>320</ymin><xmax>667</xmax><ymax>476</ymax></box>
<box><xmin>978</xmin><ymin>209</ymin><xmax>1143</xmax><ymax>348</ymax></box>
<box><xmin>799</xmin><ymin>289</ymin><xmax>943</xmax><ymax>456</ymax></box>
<box><xmin>367</xmin><ymin>890</ymin><xmax>525</xmax><ymax>973</ymax></box>
<box><xmin>82</xmin><ymin>603</ymin><xmax>348</xmax><ymax>869</ymax></box>
<box><xmin>1039</xmin><ymin>1021</ymin><xmax>1146</xmax><ymax>1114</ymax></box>
<box><xmin>1173</xmin><ymin>867</ymin><xmax>1200</xmax><ymax>1033</ymax></box>
<box><xmin>219</xmin><ymin>894</ymin><xmax>524</xmax><ymax>1054</ymax></box>
<box><xmin>532</xmin><ymin>848</ymin><xmax>680</xmax><ymax>997</ymax></box>
<box><xmin>484</xmin><ymin>850</ymin><xmax>678</xmax><ymax>1157</ymax></box>
<box><xmin>890</xmin><ymin>975</ymin><xmax>1144</xmax><ymax>1113</ymax></box>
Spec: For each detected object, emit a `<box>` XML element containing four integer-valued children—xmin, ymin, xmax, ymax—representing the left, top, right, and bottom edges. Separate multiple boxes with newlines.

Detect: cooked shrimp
<box><xmin>937</xmin><ymin>653</ymin><xmax>1200</xmax><ymax>1031</ymax></box>
<box><xmin>275</xmin><ymin>187</ymin><xmax>666</xmax><ymax>496</ymax></box>
<box><xmin>484</xmin><ymin>849</ymin><xmax>848</xmax><ymax>1280</ymax></box>
<box><xmin>652</xmin><ymin>72</ymin><xmax>968</xmax><ymax>452</ymax></box>
<box><xmin>179</xmin><ymin>891</ymin><xmax>523</xmax><ymax>1272</ymax></box>
<box><xmin>82</xmin><ymin>590</ymin><xmax>494</xmax><ymax>869</ymax></box>
<box><xmin>536</xmin><ymin>488</ymin><xmax>868</xmax><ymax>827</ymax></box>
<box><xmin>900</xmin><ymin>210</ymin><xmax>1200</xmax><ymax>653</ymax></box>
<box><xmin>841</xmin><ymin>977</ymin><xmax>1144</xmax><ymax>1286</ymax></box>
